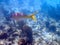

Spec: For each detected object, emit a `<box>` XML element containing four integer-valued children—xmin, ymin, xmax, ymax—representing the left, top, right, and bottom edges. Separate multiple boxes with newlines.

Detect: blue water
<box><xmin>0</xmin><ymin>0</ymin><xmax>60</xmax><ymax>34</ymax></box>
<box><xmin>0</xmin><ymin>0</ymin><xmax>60</xmax><ymax>20</ymax></box>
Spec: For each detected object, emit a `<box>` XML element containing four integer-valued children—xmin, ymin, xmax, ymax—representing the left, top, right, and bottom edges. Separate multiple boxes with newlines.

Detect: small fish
<box><xmin>12</xmin><ymin>11</ymin><xmax>38</xmax><ymax>21</ymax></box>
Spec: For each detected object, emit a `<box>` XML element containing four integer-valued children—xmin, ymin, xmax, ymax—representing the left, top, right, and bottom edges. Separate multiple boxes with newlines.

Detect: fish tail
<box><xmin>30</xmin><ymin>14</ymin><xmax>36</xmax><ymax>21</ymax></box>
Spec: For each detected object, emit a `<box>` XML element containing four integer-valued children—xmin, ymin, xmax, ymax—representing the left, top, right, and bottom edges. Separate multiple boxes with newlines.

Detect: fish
<box><xmin>11</xmin><ymin>11</ymin><xmax>38</xmax><ymax>21</ymax></box>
